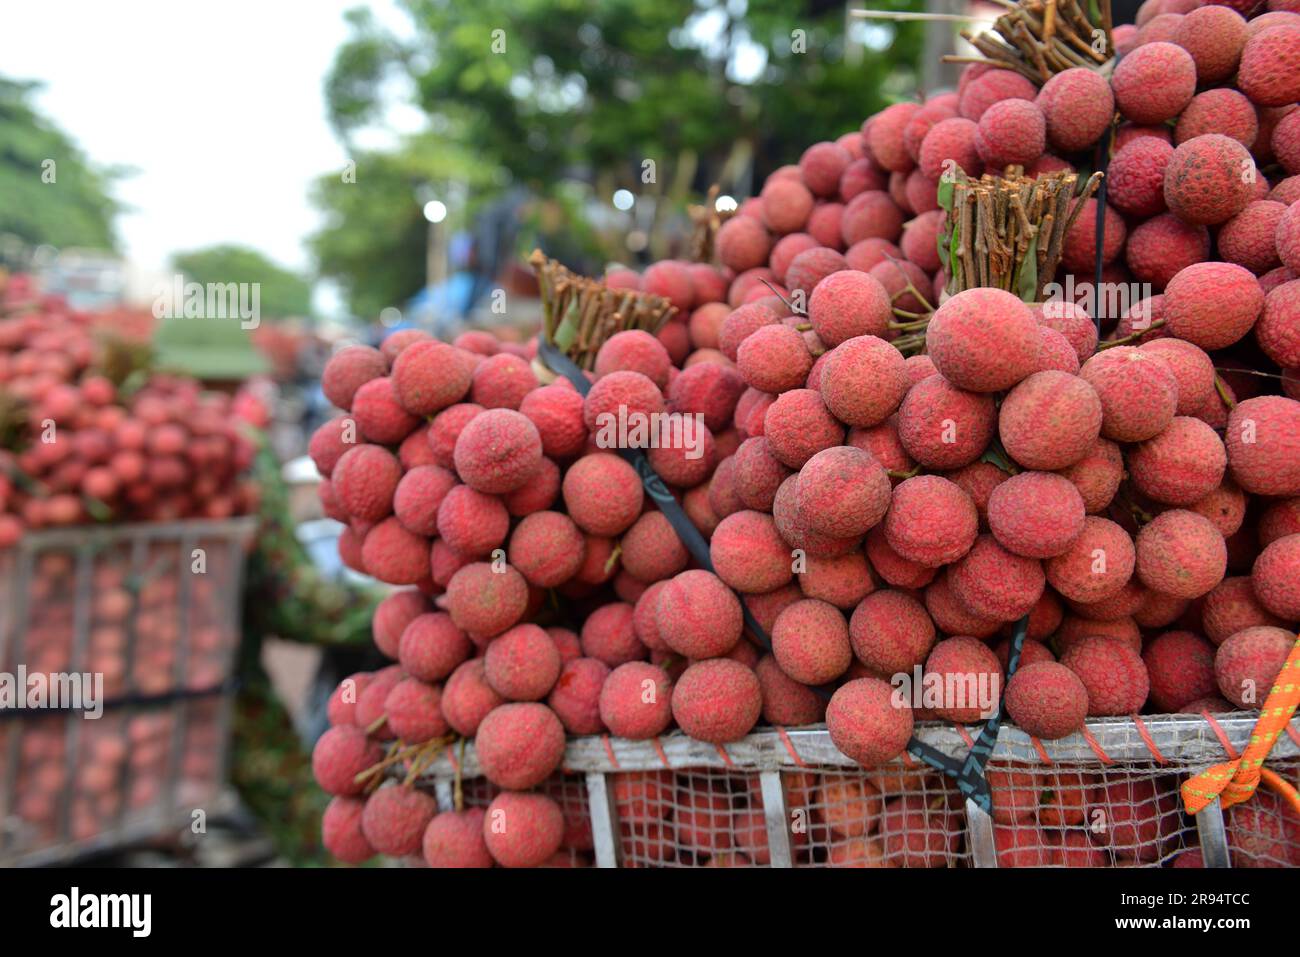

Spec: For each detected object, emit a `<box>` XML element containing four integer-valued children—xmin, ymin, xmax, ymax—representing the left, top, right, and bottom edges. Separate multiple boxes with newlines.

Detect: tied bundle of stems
<box><xmin>943</xmin><ymin>0</ymin><xmax>1116</xmax><ymax>84</ymax></box>
<box><xmin>940</xmin><ymin>167</ymin><xmax>1102</xmax><ymax>303</ymax></box>
<box><xmin>531</xmin><ymin>250</ymin><xmax>677</xmax><ymax>372</ymax></box>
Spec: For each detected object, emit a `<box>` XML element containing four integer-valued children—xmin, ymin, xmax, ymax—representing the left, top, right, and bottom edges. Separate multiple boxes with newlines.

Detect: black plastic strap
<box><xmin>0</xmin><ymin>679</ymin><xmax>237</xmax><ymax>722</ymax></box>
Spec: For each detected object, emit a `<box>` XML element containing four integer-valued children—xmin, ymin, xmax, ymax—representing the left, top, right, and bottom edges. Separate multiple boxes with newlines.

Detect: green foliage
<box><xmin>0</xmin><ymin>76</ymin><xmax>122</xmax><ymax>251</ymax></box>
<box><xmin>172</xmin><ymin>244</ymin><xmax>313</xmax><ymax>319</ymax></box>
<box><xmin>313</xmin><ymin>0</ymin><xmax>926</xmax><ymax>314</ymax></box>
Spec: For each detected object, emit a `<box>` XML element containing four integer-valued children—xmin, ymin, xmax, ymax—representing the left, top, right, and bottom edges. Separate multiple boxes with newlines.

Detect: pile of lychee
<box><xmin>0</xmin><ymin>300</ymin><xmax>262</xmax><ymax>543</ymax></box>
<box><xmin>314</xmin><ymin>0</ymin><xmax>1300</xmax><ymax>868</ymax></box>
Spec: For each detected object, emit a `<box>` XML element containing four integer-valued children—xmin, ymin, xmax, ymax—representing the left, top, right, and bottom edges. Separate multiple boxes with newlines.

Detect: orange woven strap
<box><xmin>1182</xmin><ymin>634</ymin><xmax>1300</xmax><ymax>815</ymax></box>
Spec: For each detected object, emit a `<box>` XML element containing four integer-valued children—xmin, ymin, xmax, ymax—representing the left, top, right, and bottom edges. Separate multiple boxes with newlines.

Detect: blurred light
<box><xmin>423</xmin><ymin>200</ymin><xmax>448</xmax><ymax>223</ymax></box>
<box><xmin>715</xmin><ymin>195</ymin><xmax>738</xmax><ymax>213</ymax></box>
<box><xmin>379</xmin><ymin>307</ymin><xmax>403</xmax><ymax>327</ymax></box>
<box><xmin>626</xmin><ymin>230</ymin><xmax>649</xmax><ymax>253</ymax></box>
<box><xmin>612</xmin><ymin>189</ymin><xmax>635</xmax><ymax>211</ymax></box>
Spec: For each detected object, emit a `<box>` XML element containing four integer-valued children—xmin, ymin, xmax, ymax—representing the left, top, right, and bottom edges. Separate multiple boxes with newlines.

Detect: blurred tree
<box><xmin>308</xmin><ymin>131</ymin><xmax>505</xmax><ymax>319</ymax></box>
<box><xmin>312</xmin><ymin>0</ymin><xmax>926</xmax><ymax>312</ymax></box>
<box><xmin>0</xmin><ymin>76</ymin><xmax>122</xmax><ymax>251</ymax></box>
<box><xmin>172</xmin><ymin>244</ymin><xmax>313</xmax><ymax>319</ymax></box>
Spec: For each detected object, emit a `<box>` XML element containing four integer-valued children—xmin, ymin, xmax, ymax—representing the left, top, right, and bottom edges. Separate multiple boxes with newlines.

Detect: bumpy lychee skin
<box><xmin>312</xmin><ymin>725</ymin><xmax>382</xmax><ymax>797</ymax></box>
<box><xmin>784</xmin><ymin>247</ymin><xmax>847</xmax><ymax>297</ymax></box>
<box><xmin>598</xmin><ymin>661</ymin><xmax>673</xmax><ymax>738</ymax></box>
<box><xmin>391</xmin><ymin>340</ymin><xmax>472</xmax><ymax>416</ymax></box>
<box><xmin>732</xmin><ymin>436</ymin><xmax>791</xmax><ymax>510</ymax></box>
<box><xmin>668</xmin><ymin>360</ymin><xmax>747</xmax><ymax>430</ymax></box>
<box><xmin>869</xmin><ymin>102</ymin><xmax>923</xmax><ymax>172</ymax></box>
<box><xmin>897</xmin><ymin>374</ymin><xmax>997</xmax><ymax>469</ymax></box>
<box><xmin>436</xmin><ymin>484</ymin><xmax>509</xmax><ymax>558</ymax></box>
<box><xmin>470</xmin><ymin>353</ymin><xmax>539</xmax><ymax>410</ymax></box>
<box><xmin>756</xmin><ymin>654</ymin><xmax>826</xmax><ymax>725</ymax></box>
<box><xmin>475</xmin><ymin>702</ymin><xmax>565</xmax><ymax>790</ymax></box>
<box><xmin>561</xmin><ymin>452</ymin><xmax>643</xmax><ymax>536</ymax></box>
<box><xmin>671</xmin><ymin>658</ymin><xmax>762</xmax><ymax>743</ymax></box>
<box><xmin>361</xmin><ymin>785</ymin><xmax>437</xmax><ymax>857</ymax></box>
<box><xmin>925</xmin><ymin>289</ymin><xmax>1039</xmax><ymax>393</ymax></box>
<box><xmin>1257</xmin><ymin>279</ymin><xmax>1300</xmax><ymax>367</ymax></box>
<box><xmin>958</xmin><ymin>69</ymin><xmax>1037</xmax><ymax>121</ymax></box>
<box><xmin>582</xmin><ymin>369</ymin><xmax>664</xmax><ymax>435</ymax></box>
<box><xmin>737</xmin><ymin>323</ymin><xmax>812</xmax><ymax>394</ymax></box>
<box><xmin>1037</xmin><ymin>68</ymin><xmax>1115</xmax><ymax>154</ymax></box>
<box><xmin>429</xmin><ymin>403</ymin><xmax>485</xmax><ymax>468</ymax></box>
<box><xmin>392</xmin><ymin>465</ymin><xmax>457</xmax><ymax>537</ymax></box>
<box><xmin>1125</xmin><ymin>214</ymin><xmax>1210</xmax><ymax>289</ymax></box>
<box><xmin>361</xmin><ymin>517</ymin><xmax>431</xmax><ymax>585</ymax></box>
<box><xmin>1045</xmin><ymin>516</ymin><xmax>1136</xmax><ymax>604</ymax></box>
<box><xmin>975</xmin><ymin>98</ymin><xmax>1046</xmax><ymax>170</ymax></box>
<box><xmin>1163</xmin><ymin>135</ymin><xmax>1257</xmax><ymax>226</ymax></box>
<box><xmin>763</xmin><ymin>388</ymin><xmax>845</xmax><ymax>469</ymax></box>
<box><xmin>1215</xmin><ymin>626</ymin><xmax>1295</xmax><ymax>709</ymax></box>
<box><xmin>919</xmin><ymin>117</ymin><xmax>982</xmax><ymax>181</ymax></box>
<box><xmin>1237</xmin><ymin>24</ymin><xmax>1300</xmax><ymax>107</ymax></box>
<box><xmin>1128</xmin><ymin>417</ymin><xmax>1227</xmax><ymax>507</ymax></box>
<box><xmin>987</xmin><ymin>471</ymin><xmax>1086</xmax><ymax>559</ymax></box>
<box><xmin>1174</xmin><ymin>89</ymin><xmax>1259</xmax><ymax>148</ymax></box>
<box><xmin>441</xmin><ymin>659</ymin><xmax>504</xmax><ymax>737</ymax></box>
<box><xmin>483</xmin><ymin>624</ymin><xmax>562</xmax><ymax>702</ymax></box>
<box><xmin>715</xmin><ymin>214</ymin><xmax>773</xmax><ymax>273</ymax></box>
<box><xmin>1004</xmin><ymin>662</ymin><xmax>1088</xmax><ymax>739</ymax></box>
<box><xmin>883</xmin><ymin>475</ymin><xmax>978</xmax><ymax>567</ymax></box>
<box><xmin>656</xmin><ymin>569</ymin><xmax>743</xmax><ymax>659</ymax></box>
<box><xmin>1079</xmin><ymin>347</ymin><xmax>1178</xmax><ymax>443</ymax></box>
<box><xmin>594</xmin><ymin>329</ymin><xmax>672</xmax><ymax>389</ymax></box>
<box><xmin>806</xmin><ymin>270</ymin><xmax>892</xmax><ymax>347</ymax></box>
<box><xmin>451</xmin><ymin>408</ymin><xmax>543</xmax><ymax>495</ymax></box>
<box><xmin>1173</xmin><ymin>5</ymin><xmax>1248</xmax><ymax>85</ymax></box>
<box><xmin>1061</xmin><ymin>637</ymin><xmax>1151</xmax><ymax>716</ymax></box>
<box><xmin>1225</xmin><ymin>396</ymin><xmax>1300</xmax><ymax>496</ymax></box>
<box><xmin>948</xmin><ymin>534</ymin><xmax>1046</xmax><ymax>622</ymax></box>
<box><xmin>445</xmin><ymin>562</ymin><xmax>529</xmax><ymax>638</ymax></box>
<box><xmin>799</xmin><ymin>550</ymin><xmax>874</xmax><ymax>609</ymax></box>
<box><xmin>761</xmin><ymin>177</ymin><xmax>815</xmax><ymax>234</ymax></box>
<box><xmin>1034</xmin><ymin>299</ymin><xmax>1098</xmax><ymax>365</ymax></box>
<box><xmin>352</xmin><ymin>376</ymin><xmax>421</xmax><ymax>444</ymax></box>
<box><xmin>710</xmin><ymin>509</ymin><xmax>795</xmax><ymax>594</ymax></box>
<box><xmin>1135</xmin><ymin>509</ymin><xmax>1228</xmax><ymax>600</ymax></box>
<box><xmin>819</xmin><ymin>335</ymin><xmax>907</xmax><ymax>427</ymax></box>
<box><xmin>332</xmin><ymin>444</ymin><xmax>401</xmax><ymax>522</ymax></box>
<box><xmin>840</xmin><ymin>190</ymin><xmax>906</xmax><ymax>246</ymax></box>
<box><xmin>1110</xmin><ymin>42</ymin><xmax>1197</xmax><ymax>124</ymax></box>
<box><xmin>322</xmin><ymin>345</ymin><xmax>387</xmax><ymax>411</ymax></box>
<box><xmin>322</xmin><ymin>796</ymin><xmax>375</xmax><ymax>863</ymax></box>
<box><xmin>794</xmin><ymin>445</ymin><xmax>891</xmax><ymax>540</ymax></box>
<box><xmin>1138</xmin><ymin>339</ymin><xmax>1215</xmax><ymax>415</ymax></box>
<box><xmin>826</xmin><ymin>678</ymin><xmax>914</xmax><ymax>768</ymax></box>
<box><xmin>482</xmin><ymin>792</ymin><xmax>565</xmax><ymax>869</ymax></box>
<box><xmin>1143</xmin><ymin>631</ymin><xmax>1217</xmax><ymax>712</ymax></box>
<box><xmin>849</xmin><ymin>589</ymin><xmax>937</xmax><ymax>674</ymax></box>
<box><xmin>1107</xmin><ymin>137</ymin><xmax>1173</xmax><ymax>217</ymax></box>
<box><xmin>1252</xmin><ymin>533</ymin><xmax>1300</xmax><ymax>619</ymax></box>
<box><xmin>422</xmin><ymin>808</ymin><xmax>492</xmax><ymax>868</ymax></box>
<box><xmin>925</xmin><ymin>636</ymin><xmax>1004</xmax><ymax>723</ymax></box>
<box><xmin>1203</xmin><ymin>576</ymin><xmax>1286</xmax><ymax>646</ymax></box>
<box><xmin>772</xmin><ymin>598</ymin><xmax>853</xmax><ymax>685</ymax></box>
<box><xmin>998</xmin><ymin>370</ymin><xmax>1103</xmax><ymax>471</ymax></box>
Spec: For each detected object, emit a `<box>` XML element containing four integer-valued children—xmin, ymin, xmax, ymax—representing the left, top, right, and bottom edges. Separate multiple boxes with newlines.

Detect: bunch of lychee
<box><xmin>313</xmin><ymin>1</ymin><xmax>1300</xmax><ymax>866</ymax></box>
<box><xmin>0</xmin><ymin>301</ymin><xmax>262</xmax><ymax>543</ymax></box>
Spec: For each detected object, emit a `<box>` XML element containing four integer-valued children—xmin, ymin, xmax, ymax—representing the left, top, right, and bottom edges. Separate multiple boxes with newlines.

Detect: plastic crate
<box><xmin>0</xmin><ymin>518</ymin><xmax>256</xmax><ymax>698</ymax></box>
<box><xmin>0</xmin><ymin>691</ymin><xmax>235</xmax><ymax>865</ymax></box>
<box><xmin>411</xmin><ymin>715</ymin><xmax>1300</xmax><ymax>868</ymax></box>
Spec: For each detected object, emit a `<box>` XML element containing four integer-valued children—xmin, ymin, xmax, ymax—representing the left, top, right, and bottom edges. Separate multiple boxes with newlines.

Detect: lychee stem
<box><xmin>1097</xmin><ymin>318</ymin><xmax>1166</xmax><ymax>349</ymax></box>
<box><xmin>887</xmin><ymin>466</ymin><xmax>922</xmax><ymax>480</ymax></box>
<box><xmin>1212</xmin><ymin>374</ymin><xmax>1237</xmax><ymax>411</ymax></box>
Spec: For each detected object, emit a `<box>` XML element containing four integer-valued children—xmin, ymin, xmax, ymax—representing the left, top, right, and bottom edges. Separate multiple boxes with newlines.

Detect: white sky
<box><xmin>0</xmin><ymin>0</ymin><xmax>422</xmax><ymax>313</ymax></box>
